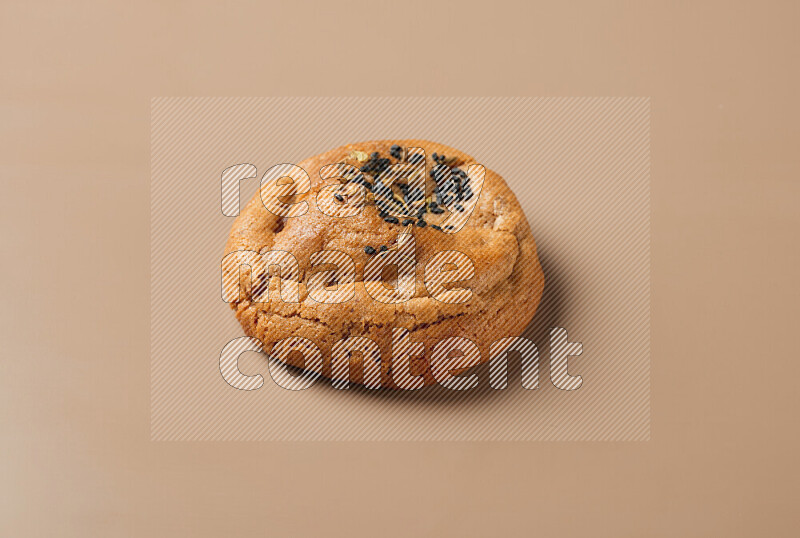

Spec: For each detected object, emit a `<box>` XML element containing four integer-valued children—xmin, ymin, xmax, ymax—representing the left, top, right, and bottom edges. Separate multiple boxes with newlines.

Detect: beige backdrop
<box><xmin>1</xmin><ymin>0</ymin><xmax>798</xmax><ymax>536</ymax></box>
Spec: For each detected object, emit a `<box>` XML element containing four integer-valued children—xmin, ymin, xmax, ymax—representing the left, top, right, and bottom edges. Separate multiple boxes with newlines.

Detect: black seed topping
<box><xmin>379</xmin><ymin>245</ymin><xmax>388</xmax><ymax>252</ymax></box>
<box><xmin>361</xmin><ymin>154</ymin><xmax>392</xmax><ymax>176</ymax></box>
<box><xmin>384</xmin><ymin>216</ymin><xmax>399</xmax><ymax>224</ymax></box>
<box><xmin>430</xmin><ymin>206</ymin><xmax>444</xmax><ymax>214</ymax></box>
<box><xmin>350</xmin><ymin>175</ymin><xmax>372</xmax><ymax>190</ymax></box>
<box><xmin>455</xmin><ymin>204</ymin><xmax>465</xmax><ymax>212</ymax></box>
<box><xmin>406</xmin><ymin>187</ymin><xmax>424</xmax><ymax>203</ymax></box>
<box><xmin>376</xmin><ymin>192</ymin><xmax>405</xmax><ymax>213</ymax></box>
<box><xmin>334</xmin><ymin>194</ymin><xmax>344</xmax><ymax>202</ymax></box>
<box><xmin>372</xmin><ymin>180</ymin><xmax>391</xmax><ymax>196</ymax></box>
<box><xmin>444</xmin><ymin>225</ymin><xmax>455</xmax><ymax>231</ymax></box>
<box><xmin>416</xmin><ymin>219</ymin><xmax>427</xmax><ymax>228</ymax></box>
<box><xmin>364</xmin><ymin>246</ymin><xmax>376</xmax><ymax>255</ymax></box>
<box><xmin>431</xmin><ymin>163</ymin><xmax>450</xmax><ymax>182</ymax></box>
<box><xmin>408</xmin><ymin>153</ymin><xmax>424</xmax><ymax>164</ymax></box>
<box><xmin>390</xmin><ymin>145</ymin><xmax>403</xmax><ymax>160</ymax></box>
<box><xmin>402</xmin><ymin>219</ymin><xmax>413</xmax><ymax>226</ymax></box>
<box><xmin>431</xmin><ymin>224</ymin><xmax>442</xmax><ymax>231</ymax></box>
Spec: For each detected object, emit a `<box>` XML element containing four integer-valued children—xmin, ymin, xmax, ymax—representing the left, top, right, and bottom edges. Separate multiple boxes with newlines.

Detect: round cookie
<box><xmin>223</xmin><ymin>139</ymin><xmax>544</xmax><ymax>388</ymax></box>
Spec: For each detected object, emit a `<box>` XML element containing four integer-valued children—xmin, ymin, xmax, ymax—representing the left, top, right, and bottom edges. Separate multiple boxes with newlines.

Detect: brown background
<box><xmin>1</xmin><ymin>0</ymin><xmax>798</xmax><ymax>536</ymax></box>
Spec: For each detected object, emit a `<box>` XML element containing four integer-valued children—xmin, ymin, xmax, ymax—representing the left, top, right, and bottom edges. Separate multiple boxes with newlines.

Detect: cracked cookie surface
<box><xmin>224</xmin><ymin>139</ymin><xmax>544</xmax><ymax>387</ymax></box>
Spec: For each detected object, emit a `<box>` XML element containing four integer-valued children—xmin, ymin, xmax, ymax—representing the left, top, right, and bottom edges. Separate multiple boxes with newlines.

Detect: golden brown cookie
<box><xmin>223</xmin><ymin>139</ymin><xmax>544</xmax><ymax>388</ymax></box>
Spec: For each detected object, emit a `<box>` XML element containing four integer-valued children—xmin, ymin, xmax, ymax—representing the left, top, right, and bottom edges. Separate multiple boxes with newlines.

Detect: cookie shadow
<box><xmin>308</xmin><ymin>246</ymin><xmax>567</xmax><ymax>408</ymax></box>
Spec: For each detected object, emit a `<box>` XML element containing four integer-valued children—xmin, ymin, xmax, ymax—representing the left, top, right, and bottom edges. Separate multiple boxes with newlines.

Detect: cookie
<box><xmin>223</xmin><ymin>140</ymin><xmax>544</xmax><ymax>388</ymax></box>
